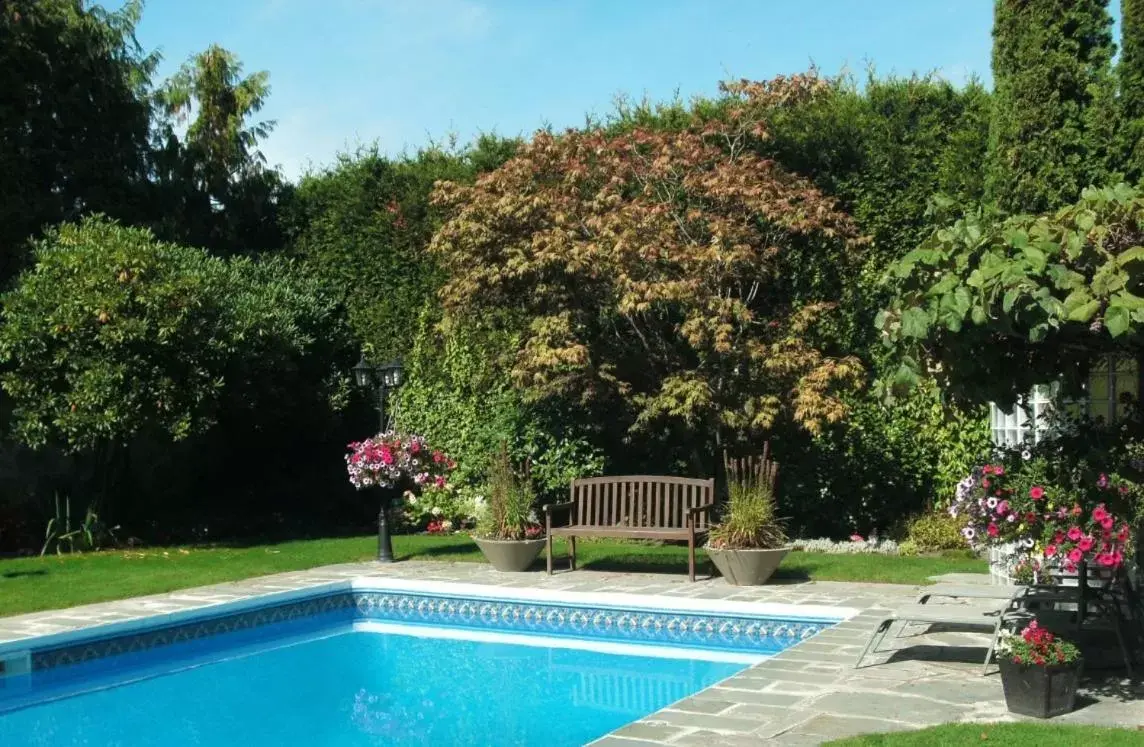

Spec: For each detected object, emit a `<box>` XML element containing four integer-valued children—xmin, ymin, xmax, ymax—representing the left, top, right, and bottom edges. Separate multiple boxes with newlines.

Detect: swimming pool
<box><xmin>0</xmin><ymin>580</ymin><xmax>851</xmax><ymax>746</ymax></box>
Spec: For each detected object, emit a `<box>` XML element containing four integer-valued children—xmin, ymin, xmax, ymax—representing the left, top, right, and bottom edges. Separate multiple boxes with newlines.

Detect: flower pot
<box><xmin>706</xmin><ymin>546</ymin><xmax>790</xmax><ymax>586</ymax></box>
<box><xmin>999</xmin><ymin>657</ymin><xmax>1082</xmax><ymax>718</ymax></box>
<box><xmin>473</xmin><ymin>537</ymin><xmax>546</xmax><ymax>572</ymax></box>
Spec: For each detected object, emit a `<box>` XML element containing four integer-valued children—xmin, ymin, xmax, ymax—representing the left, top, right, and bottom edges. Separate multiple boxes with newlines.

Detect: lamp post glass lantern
<box><xmin>352</xmin><ymin>354</ymin><xmax>406</xmax><ymax>563</ymax></box>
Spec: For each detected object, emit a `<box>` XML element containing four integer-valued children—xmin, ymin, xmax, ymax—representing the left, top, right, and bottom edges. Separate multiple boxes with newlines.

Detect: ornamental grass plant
<box><xmin>709</xmin><ymin>443</ymin><xmax>788</xmax><ymax>550</ymax></box>
<box><xmin>474</xmin><ymin>443</ymin><xmax>542</xmax><ymax>541</ymax></box>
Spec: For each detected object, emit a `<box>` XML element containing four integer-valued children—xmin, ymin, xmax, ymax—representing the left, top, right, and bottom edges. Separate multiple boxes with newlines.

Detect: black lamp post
<box><xmin>352</xmin><ymin>354</ymin><xmax>406</xmax><ymax>562</ymax></box>
<box><xmin>353</xmin><ymin>355</ymin><xmax>404</xmax><ymax>432</ymax></box>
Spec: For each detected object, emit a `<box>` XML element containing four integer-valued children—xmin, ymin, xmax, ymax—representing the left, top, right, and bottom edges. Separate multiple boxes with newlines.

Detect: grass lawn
<box><xmin>824</xmin><ymin>722</ymin><xmax>1144</xmax><ymax>746</ymax></box>
<box><xmin>0</xmin><ymin>534</ymin><xmax>985</xmax><ymax>618</ymax></box>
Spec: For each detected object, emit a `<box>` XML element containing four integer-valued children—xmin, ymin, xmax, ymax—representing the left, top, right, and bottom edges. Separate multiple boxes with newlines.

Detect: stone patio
<box><xmin>2</xmin><ymin>561</ymin><xmax>1142</xmax><ymax>745</ymax></box>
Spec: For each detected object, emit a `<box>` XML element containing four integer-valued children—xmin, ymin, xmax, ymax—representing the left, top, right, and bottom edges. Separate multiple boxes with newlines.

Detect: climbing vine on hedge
<box><xmin>878</xmin><ymin>184</ymin><xmax>1144</xmax><ymax>407</ymax></box>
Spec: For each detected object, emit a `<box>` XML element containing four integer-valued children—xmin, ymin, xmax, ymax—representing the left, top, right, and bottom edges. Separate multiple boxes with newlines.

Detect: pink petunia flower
<box><xmin>1067</xmin><ymin>526</ymin><xmax>1083</xmax><ymax>541</ymax></box>
<box><xmin>1067</xmin><ymin>548</ymin><xmax>1084</xmax><ymax>564</ymax></box>
<box><xmin>1077</xmin><ymin>536</ymin><xmax>1094</xmax><ymax>552</ymax></box>
<box><xmin>1029</xmin><ymin>486</ymin><xmax>1045</xmax><ymax>500</ymax></box>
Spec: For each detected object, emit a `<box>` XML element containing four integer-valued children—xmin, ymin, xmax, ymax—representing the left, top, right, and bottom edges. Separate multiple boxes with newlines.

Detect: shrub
<box><xmin>0</xmin><ymin>216</ymin><xmax>347</xmax><ymax>452</ymax></box>
<box><xmin>401</xmin><ymin>484</ymin><xmax>480</xmax><ymax>533</ymax></box>
<box><xmin>906</xmin><ymin>510</ymin><xmax>968</xmax><ymax>553</ymax></box>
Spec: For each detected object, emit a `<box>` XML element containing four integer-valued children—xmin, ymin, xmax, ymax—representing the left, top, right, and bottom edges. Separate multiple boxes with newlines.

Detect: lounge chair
<box><xmin>854</xmin><ymin>600</ymin><xmax>1022</xmax><ymax>675</ymax></box>
<box><xmin>915</xmin><ymin>584</ymin><xmax>1027</xmax><ymax>605</ymax></box>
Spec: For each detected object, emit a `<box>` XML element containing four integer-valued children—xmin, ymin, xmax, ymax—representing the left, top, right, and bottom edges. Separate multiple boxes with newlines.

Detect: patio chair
<box><xmin>854</xmin><ymin>600</ymin><xmax>1024</xmax><ymax>676</ymax></box>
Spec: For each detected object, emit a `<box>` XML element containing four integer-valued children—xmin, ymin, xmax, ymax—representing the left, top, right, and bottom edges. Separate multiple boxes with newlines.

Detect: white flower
<box><xmin>1021</xmin><ymin>450</ymin><xmax>1032</xmax><ymax>461</ymax></box>
<box><xmin>986</xmin><ymin>497</ymin><xmax>999</xmax><ymax>509</ymax></box>
<box><xmin>430</xmin><ymin>507</ymin><xmax>442</xmax><ymax>517</ymax></box>
<box><xmin>441</xmin><ymin>520</ymin><xmax>454</xmax><ymax>531</ymax></box>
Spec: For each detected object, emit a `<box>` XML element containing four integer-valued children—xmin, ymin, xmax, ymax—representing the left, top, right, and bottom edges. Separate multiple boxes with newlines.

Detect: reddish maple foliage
<box><xmin>430</xmin><ymin>74</ymin><xmax>866</xmax><ymax>440</ymax></box>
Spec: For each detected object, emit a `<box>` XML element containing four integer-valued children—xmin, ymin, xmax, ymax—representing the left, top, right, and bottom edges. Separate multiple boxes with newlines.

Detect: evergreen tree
<box><xmin>1122</xmin><ymin>0</ymin><xmax>1144</xmax><ymax>182</ymax></box>
<box><xmin>155</xmin><ymin>45</ymin><xmax>282</xmax><ymax>255</ymax></box>
<box><xmin>985</xmin><ymin>0</ymin><xmax>1117</xmax><ymax>214</ymax></box>
<box><xmin>0</xmin><ymin>0</ymin><xmax>156</xmax><ymax>285</ymax></box>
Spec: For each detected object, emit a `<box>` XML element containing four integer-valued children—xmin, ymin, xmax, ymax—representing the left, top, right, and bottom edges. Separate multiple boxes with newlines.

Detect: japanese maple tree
<box><xmin>429</xmin><ymin>75</ymin><xmax>866</xmax><ymax>448</ymax></box>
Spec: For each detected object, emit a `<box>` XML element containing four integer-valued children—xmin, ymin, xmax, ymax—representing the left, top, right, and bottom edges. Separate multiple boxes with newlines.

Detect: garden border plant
<box><xmin>471</xmin><ymin>442</ymin><xmax>545</xmax><ymax>572</ymax></box>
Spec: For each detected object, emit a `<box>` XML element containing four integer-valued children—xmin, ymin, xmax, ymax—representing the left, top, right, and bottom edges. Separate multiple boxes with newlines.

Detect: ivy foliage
<box><xmin>0</xmin><ymin>217</ymin><xmax>349</xmax><ymax>452</ymax></box>
<box><xmin>393</xmin><ymin>307</ymin><xmax>603</xmax><ymax>500</ymax></box>
<box><xmin>878</xmin><ymin>183</ymin><xmax>1144</xmax><ymax>408</ymax></box>
<box><xmin>986</xmin><ymin>0</ymin><xmax>1118</xmax><ymax>214</ymax></box>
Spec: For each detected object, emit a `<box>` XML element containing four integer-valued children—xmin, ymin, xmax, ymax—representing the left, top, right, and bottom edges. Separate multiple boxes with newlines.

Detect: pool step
<box><xmin>0</xmin><ymin>651</ymin><xmax>30</xmax><ymax>678</ymax></box>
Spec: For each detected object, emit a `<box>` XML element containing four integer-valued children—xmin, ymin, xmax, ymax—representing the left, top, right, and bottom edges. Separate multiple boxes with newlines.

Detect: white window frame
<box><xmin>990</xmin><ymin>384</ymin><xmax>1056</xmax><ymax>447</ymax></box>
<box><xmin>988</xmin><ymin>357</ymin><xmax>1140</xmax><ymax>447</ymax></box>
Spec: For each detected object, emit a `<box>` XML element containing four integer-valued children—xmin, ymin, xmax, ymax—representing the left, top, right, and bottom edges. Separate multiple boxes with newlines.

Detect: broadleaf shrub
<box><xmin>0</xmin><ymin>217</ymin><xmax>348</xmax><ymax>452</ymax></box>
<box><xmin>905</xmin><ymin>510</ymin><xmax>967</xmax><ymax>553</ymax></box>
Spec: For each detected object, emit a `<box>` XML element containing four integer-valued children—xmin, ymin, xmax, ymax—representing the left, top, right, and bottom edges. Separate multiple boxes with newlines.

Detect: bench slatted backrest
<box><xmin>570</xmin><ymin>476</ymin><xmax>715</xmax><ymax>529</ymax></box>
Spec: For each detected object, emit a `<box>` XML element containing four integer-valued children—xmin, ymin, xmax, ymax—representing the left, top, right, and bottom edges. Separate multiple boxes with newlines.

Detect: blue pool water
<box><xmin>0</xmin><ymin>624</ymin><xmax>743</xmax><ymax>746</ymax></box>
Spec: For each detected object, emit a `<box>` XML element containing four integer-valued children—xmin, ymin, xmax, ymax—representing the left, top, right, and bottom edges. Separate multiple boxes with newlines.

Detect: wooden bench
<box><xmin>543</xmin><ymin>475</ymin><xmax>716</xmax><ymax>582</ymax></box>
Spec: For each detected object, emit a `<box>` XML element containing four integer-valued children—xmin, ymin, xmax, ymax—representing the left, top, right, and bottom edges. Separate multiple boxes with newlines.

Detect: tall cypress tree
<box><xmin>1122</xmin><ymin>0</ymin><xmax>1144</xmax><ymax>183</ymax></box>
<box><xmin>985</xmin><ymin>0</ymin><xmax>1117</xmax><ymax>214</ymax></box>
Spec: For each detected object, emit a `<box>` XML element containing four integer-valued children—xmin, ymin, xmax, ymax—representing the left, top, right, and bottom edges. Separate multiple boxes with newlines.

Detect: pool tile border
<box><xmin>12</xmin><ymin>582</ymin><xmax>847</xmax><ymax>674</ymax></box>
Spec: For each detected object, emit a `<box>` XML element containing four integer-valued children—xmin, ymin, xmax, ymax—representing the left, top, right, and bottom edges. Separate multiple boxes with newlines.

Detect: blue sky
<box><xmin>132</xmin><ymin>0</ymin><xmax>998</xmax><ymax>179</ymax></box>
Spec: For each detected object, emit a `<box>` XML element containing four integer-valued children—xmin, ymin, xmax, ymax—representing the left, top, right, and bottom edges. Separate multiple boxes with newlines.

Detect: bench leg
<box><xmin>688</xmin><ymin>530</ymin><xmax>696</xmax><ymax>582</ymax></box>
<box><xmin>569</xmin><ymin>536</ymin><xmax>577</xmax><ymax>571</ymax></box>
<box><xmin>546</xmin><ymin>533</ymin><xmax>554</xmax><ymax>575</ymax></box>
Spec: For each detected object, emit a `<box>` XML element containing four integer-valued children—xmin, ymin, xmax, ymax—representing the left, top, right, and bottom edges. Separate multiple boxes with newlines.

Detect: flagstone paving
<box><xmin>2</xmin><ymin>560</ymin><xmax>1142</xmax><ymax>745</ymax></box>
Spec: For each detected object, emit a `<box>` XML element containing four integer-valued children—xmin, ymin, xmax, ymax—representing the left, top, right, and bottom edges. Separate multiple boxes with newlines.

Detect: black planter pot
<box><xmin>999</xmin><ymin>658</ymin><xmax>1082</xmax><ymax>719</ymax></box>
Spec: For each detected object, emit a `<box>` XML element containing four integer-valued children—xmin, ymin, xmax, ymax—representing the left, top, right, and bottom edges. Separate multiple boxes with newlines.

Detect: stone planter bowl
<box><xmin>707</xmin><ymin>546</ymin><xmax>790</xmax><ymax>586</ymax></box>
<box><xmin>473</xmin><ymin>536</ymin><xmax>546</xmax><ymax>572</ymax></box>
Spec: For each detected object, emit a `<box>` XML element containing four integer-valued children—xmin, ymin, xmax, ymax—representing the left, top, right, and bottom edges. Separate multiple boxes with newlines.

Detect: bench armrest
<box><xmin>543</xmin><ymin>501</ymin><xmax>576</xmax><ymax>530</ymax></box>
<box><xmin>686</xmin><ymin>502</ymin><xmax>714</xmax><ymax>528</ymax></box>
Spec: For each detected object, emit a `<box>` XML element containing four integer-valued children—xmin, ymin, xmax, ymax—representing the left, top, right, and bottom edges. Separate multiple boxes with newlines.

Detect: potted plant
<box><xmin>706</xmin><ymin>444</ymin><xmax>790</xmax><ymax>585</ymax></box>
<box><xmin>997</xmin><ymin>620</ymin><xmax>1083</xmax><ymax>718</ymax></box>
<box><xmin>345</xmin><ymin>431</ymin><xmax>455</xmax><ymax>562</ymax></box>
<box><xmin>472</xmin><ymin>444</ymin><xmax>545</xmax><ymax>572</ymax></box>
